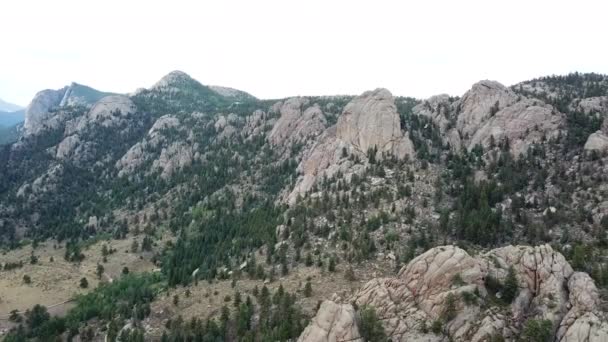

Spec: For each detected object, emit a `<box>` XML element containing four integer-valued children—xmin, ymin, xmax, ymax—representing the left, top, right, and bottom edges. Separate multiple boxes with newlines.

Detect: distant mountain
<box><xmin>23</xmin><ymin>82</ymin><xmax>117</xmax><ymax>135</ymax></box>
<box><xmin>0</xmin><ymin>98</ymin><xmax>23</xmax><ymax>112</ymax></box>
<box><xmin>0</xmin><ymin>109</ymin><xmax>25</xmax><ymax>127</ymax></box>
<box><xmin>210</xmin><ymin>85</ymin><xmax>257</xmax><ymax>102</ymax></box>
<box><xmin>60</xmin><ymin>82</ymin><xmax>116</xmax><ymax>107</ymax></box>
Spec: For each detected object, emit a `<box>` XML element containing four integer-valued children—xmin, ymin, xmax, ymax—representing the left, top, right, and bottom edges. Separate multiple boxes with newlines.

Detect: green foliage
<box><xmin>163</xmin><ymin>202</ymin><xmax>282</xmax><ymax>286</ymax></box>
<box><xmin>3</xmin><ymin>304</ymin><xmax>66</xmax><ymax>340</ymax></box>
<box><xmin>358</xmin><ymin>306</ymin><xmax>387</xmax><ymax>342</ymax></box>
<box><xmin>431</xmin><ymin>320</ymin><xmax>443</xmax><ymax>334</ymax></box>
<box><xmin>502</xmin><ymin>266</ymin><xmax>519</xmax><ymax>303</ymax></box>
<box><xmin>522</xmin><ymin>319</ymin><xmax>552</xmax><ymax>342</ymax></box>
<box><xmin>162</xmin><ymin>286</ymin><xmax>305</xmax><ymax>341</ymax></box>
<box><xmin>442</xmin><ymin>293</ymin><xmax>457</xmax><ymax>322</ymax></box>
<box><xmin>66</xmin><ymin>273</ymin><xmax>164</xmax><ymax>328</ymax></box>
<box><xmin>304</xmin><ymin>280</ymin><xmax>313</xmax><ymax>297</ymax></box>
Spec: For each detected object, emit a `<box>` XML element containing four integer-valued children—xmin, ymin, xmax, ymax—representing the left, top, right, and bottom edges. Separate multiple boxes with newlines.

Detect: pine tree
<box><xmin>502</xmin><ymin>266</ymin><xmax>519</xmax><ymax>303</ymax></box>
<box><xmin>304</xmin><ymin>280</ymin><xmax>313</xmax><ymax>297</ymax></box>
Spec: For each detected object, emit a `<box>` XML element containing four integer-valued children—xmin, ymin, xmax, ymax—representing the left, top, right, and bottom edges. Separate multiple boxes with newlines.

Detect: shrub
<box><xmin>522</xmin><ymin>319</ymin><xmax>552</xmax><ymax>342</ymax></box>
<box><xmin>358</xmin><ymin>306</ymin><xmax>387</xmax><ymax>342</ymax></box>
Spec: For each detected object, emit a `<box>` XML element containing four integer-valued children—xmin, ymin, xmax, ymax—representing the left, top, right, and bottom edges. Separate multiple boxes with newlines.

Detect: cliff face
<box><xmin>414</xmin><ymin>80</ymin><xmax>565</xmax><ymax>156</ymax></box>
<box><xmin>23</xmin><ymin>87</ymin><xmax>67</xmax><ymax>136</ymax></box>
<box><xmin>23</xmin><ymin>83</ymin><xmax>115</xmax><ymax>136</ymax></box>
<box><xmin>336</xmin><ymin>88</ymin><xmax>414</xmax><ymax>159</ymax></box>
<box><xmin>299</xmin><ymin>245</ymin><xmax>608</xmax><ymax>342</ymax></box>
<box><xmin>285</xmin><ymin>88</ymin><xmax>415</xmax><ymax>204</ymax></box>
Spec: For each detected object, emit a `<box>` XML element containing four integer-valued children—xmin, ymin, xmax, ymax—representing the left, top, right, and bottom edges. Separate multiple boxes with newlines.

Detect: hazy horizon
<box><xmin>2</xmin><ymin>0</ymin><xmax>607</xmax><ymax>106</ymax></box>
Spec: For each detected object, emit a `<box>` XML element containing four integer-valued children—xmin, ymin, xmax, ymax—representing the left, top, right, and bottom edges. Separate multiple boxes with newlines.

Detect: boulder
<box><xmin>297</xmin><ymin>301</ymin><xmax>362</xmax><ymax>342</ymax></box>
<box><xmin>337</xmin><ymin>88</ymin><xmax>414</xmax><ymax>159</ymax></box>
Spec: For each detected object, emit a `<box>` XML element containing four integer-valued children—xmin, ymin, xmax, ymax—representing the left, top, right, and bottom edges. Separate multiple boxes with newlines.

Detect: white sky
<box><xmin>1</xmin><ymin>0</ymin><xmax>607</xmax><ymax>106</ymax></box>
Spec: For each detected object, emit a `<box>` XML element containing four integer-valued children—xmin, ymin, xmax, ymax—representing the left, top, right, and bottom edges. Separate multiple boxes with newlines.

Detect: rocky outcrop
<box><xmin>337</xmin><ymin>89</ymin><xmax>414</xmax><ymax>158</ymax></box>
<box><xmin>584</xmin><ymin>116</ymin><xmax>608</xmax><ymax>152</ymax></box>
<box><xmin>243</xmin><ymin>109</ymin><xmax>268</xmax><ymax>138</ymax></box>
<box><xmin>413</xmin><ymin>94</ymin><xmax>462</xmax><ymax>150</ymax></box>
<box><xmin>214</xmin><ymin>113</ymin><xmax>241</xmax><ymax>141</ymax></box>
<box><xmin>267</xmin><ymin>98</ymin><xmax>327</xmax><ymax>148</ymax></box>
<box><xmin>116</xmin><ymin>115</ymin><xmax>200</xmax><ymax>179</ymax></box>
<box><xmin>556</xmin><ymin>273</ymin><xmax>608</xmax><ymax>341</ymax></box>
<box><xmin>286</xmin><ymin>89</ymin><xmax>414</xmax><ymax>204</ymax></box>
<box><xmin>469</xmin><ymin>99</ymin><xmax>563</xmax><ymax>156</ymax></box>
<box><xmin>297</xmin><ymin>301</ymin><xmax>361</xmax><ymax>342</ymax></box>
<box><xmin>152</xmin><ymin>142</ymin><xmax>196</xmax><ymax>179</ymax></box>
<box><xmin>584</xmin><ymin>132</ymin><xmax>608</xmax><ymax>152</ymax></box>
<box><xmin>86</xmin><ymin>95</ymin><xmax>136</xmax><ymax>126</ymax></box>
<box><xmin>50</xmin><ymin>95</ymin><xmax>137</xmax><ymax>165</ymax></box>
<box><xmin>299</xmin><ymin>245</ymin><xmax>608</xmax><ymax>342</ymax></box>
<box><xmin>150</xmin><ymin>70</ymin><xmax>193</xmax><ymax>92</ymax></box>
<box><xmin>576</xmin><ymin>96</ymin><xmax>608</xmax><ymax>115</ymax></box>
<box><xmin>23</xmin><ymin>83</ymin><xmax>115</xmax><ymax>136</ymax></box>
<box><xmin>23</xmin><ymin>88</ymin><xmax>68</xmax><ymax>136</ymax></box>
<box><xmin>417</xmin><ymin>80</ymin><xmax>565</xmax><ymax>156</ymax></box>
<box><xmin>456</xmin><ymin>80</ymin><xmax>518</xmax><ymax>139</ymax></box>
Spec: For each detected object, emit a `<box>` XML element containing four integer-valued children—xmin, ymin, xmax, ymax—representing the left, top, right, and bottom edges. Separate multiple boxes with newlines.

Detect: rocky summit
<box><xmin>1</xmin><ymin>72</ymin><xmax>608</xmax><ymax>341</ymax></box>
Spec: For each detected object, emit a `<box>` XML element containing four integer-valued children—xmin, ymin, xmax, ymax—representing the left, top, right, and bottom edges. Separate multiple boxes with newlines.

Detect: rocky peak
<box><xmin>337</xmin><ymin>88</ymin><xmax>414</xmax><ymax>158</ymax></box>
<box><xmin>151</xmin><ymin>70</ymin><xmax>196</xmax><ymax>91</ymax></box>
<box><xmin>415</xmin><ymin>79</ymin><xmax>565</xmax><ymax>156</ymax></box>
<box><xmin>285</xmin><ymin>89</ymin><xmax>414</xmax><ymax>203</ymax></box>
<box><xmin>23</xmin><ymin>82</ymin><xmax>116</xmax><ymax>136</ymax></box>
<box><xmin>267</xmin><ymin>97</ymin><xmax>326</xmax><ymax>147</ymax></box>
<box><xmin>455</xmin><ymin>80</ymin><xmax>518</xmax><ymax>139</ymax></box>
<box><xmin>23</xmin><ymin>87</ymin><xmax>68</xmax><ymax>136</ymax></box>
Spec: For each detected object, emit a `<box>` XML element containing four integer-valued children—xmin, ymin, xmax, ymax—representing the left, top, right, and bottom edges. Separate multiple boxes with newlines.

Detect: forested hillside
<box><xmin>1</xmin><ymin>72</ymin><xmax>607</xmax><ymax>341</ymax></box>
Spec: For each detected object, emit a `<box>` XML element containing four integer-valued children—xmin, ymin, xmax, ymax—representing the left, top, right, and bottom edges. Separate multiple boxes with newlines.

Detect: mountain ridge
<box><xmin>1</xmin><ymin>71</ymin><xmax>607</xmax><ymax>341</ymax></box>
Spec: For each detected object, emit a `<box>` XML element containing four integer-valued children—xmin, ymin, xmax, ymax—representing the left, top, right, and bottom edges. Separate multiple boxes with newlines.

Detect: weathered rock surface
<box><xmin>23</xmin><ymin>83</ymin><xmax>115</xmax><ymax>136</ymax></box>
<box><xmin>243</xmin><ymin>109</ymin><xmax>268</xmax><ymax>138</ymax></box>
<box><xmin>297</xmin><ymin>301</ymin><xmax>361</xmax><ymax>342</ymax></box>
<box><xmin>51</xmin><ymin>95</ymin><xmax>138</xmax><ymax>165</ymax></box>
<box><xmin>456</xmin><ymin>80</ymin><xmax>518</xmax><ymax>139</ymax></box>
<box><xmin>268</xmin><ymin>97</ymin><xmax>327</xmax><ymax>148</ymax></box>
<box><xmin>416</xmin><ymin>80</ymin><xmax>565</xmax><ymax>156</ymax></box>
<box><xmin>286</xmin><ymin>89</ymin><xmax>414</xmax><ymax>204</ymax></box>
<box><xmin>23</xmin><ymin>88</ymin><xmax>67</xmax><ymax>136</ymax></box>
<box><xmin>116</xmin><ymin>114</ymin><xmax>200</xmax><ymax>179</ymax></box>
<box><xmin>584</xmin><ymin>116</ymin><xmax>608</xmax><ymax>152</ymax></box>
<box><xmin>299</xmin><ymin>245</ymin><xmax>608</xmax><ymax>342</ymax></box>
<box><xmin>576</xmin><ymin>96</ymin><xmax>608</xmax><ymax>115</ymax></box>
<box><xmin>337</xmin><ymin>88</ymin><xmax>414</xmax><ymax>158</ymax></box>
<box><xmin>150</xmin><ymin>70</ymin><xmax>193</xmax><ymax>92</ymax></box>
<box><xmin>556</xmin><ymin>272</ymin><xmax>608</xmax><ymax>342</ymax></box>
<box><xmin>586</xmin><ymin>132</ymin><xmax>608</xmax><ymax>152</ymax></box>
<box><xmin>469</xmin><ymin>99</ymin><xmax>563</xmax><ymax>156</ymax></box>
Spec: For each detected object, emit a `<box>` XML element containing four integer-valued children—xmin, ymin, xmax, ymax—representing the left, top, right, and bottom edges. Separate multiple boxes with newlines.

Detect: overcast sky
<box><xmin>1</xmin><ymin>0</ymin><xmax>607</xmax><ymax>106</ymax></box>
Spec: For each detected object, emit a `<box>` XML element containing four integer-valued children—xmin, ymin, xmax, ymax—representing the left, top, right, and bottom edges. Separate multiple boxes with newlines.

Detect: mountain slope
<box><xmin>0</xmin><ymin>72</ymin><xmax>607</xmax><ymax>341</ymax></box>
